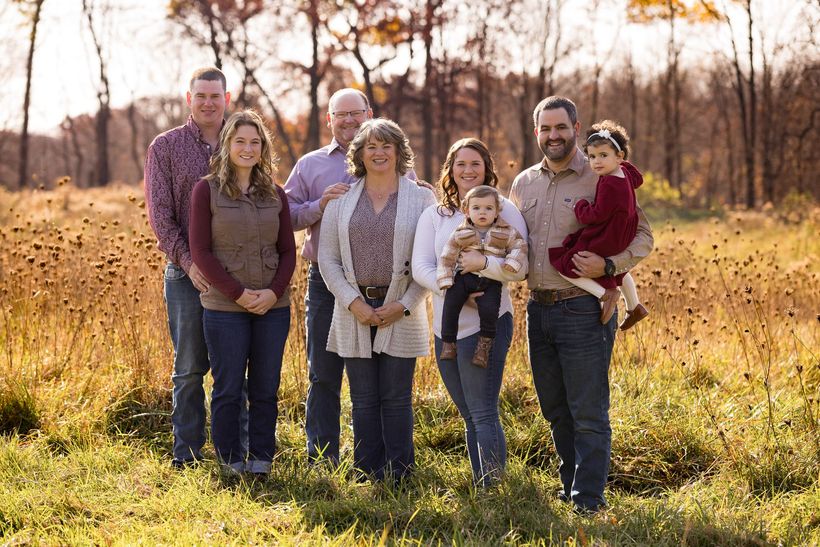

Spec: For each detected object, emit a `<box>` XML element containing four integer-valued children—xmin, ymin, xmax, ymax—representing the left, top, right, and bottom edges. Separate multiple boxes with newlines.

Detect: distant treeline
<box><xmin>4</xmin><ymin>0</ymin><xmax>818</xmax><ymax>208</ymax></box>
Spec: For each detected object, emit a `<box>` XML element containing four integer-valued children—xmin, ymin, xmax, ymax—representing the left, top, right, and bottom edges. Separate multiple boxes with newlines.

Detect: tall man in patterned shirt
<box><xmin>145</xmin><ymin>67</ymin><xmax>242</xmax><ymax>468</ymax></box>
<box><xmin>510</xmin><ymin>96</ymin><xmax>654</xmax><ymax>514</ymax></box>
<box><xmin>284</xmin><ymin>89</ymin><xmax>373</xmax><ymax>464</ymax></box>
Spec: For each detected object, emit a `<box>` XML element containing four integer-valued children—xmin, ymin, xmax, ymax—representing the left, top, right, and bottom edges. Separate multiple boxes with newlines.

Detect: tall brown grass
<box><xmin>0</xmin><ymin>180</ymin><xmax>817</xmax><ymax>495</ymax></box>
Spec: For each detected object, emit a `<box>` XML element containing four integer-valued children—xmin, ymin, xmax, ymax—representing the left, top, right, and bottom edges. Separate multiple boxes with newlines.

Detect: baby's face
<box><xmin>467</xmin><ymin>195</ymin><xmax>498</xmax><ymax>228</ymax></box>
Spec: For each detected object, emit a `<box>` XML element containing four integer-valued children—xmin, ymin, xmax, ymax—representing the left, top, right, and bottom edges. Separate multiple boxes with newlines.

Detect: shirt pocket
<box><xmin>557</xmin><ymin>195</ymin><xmax>591</xmax><ymax>231</ymax></box>
<box><xmin>519</xmin><ymin>198</ymin><xmax>538</xmax><ymax>231</ymax></box>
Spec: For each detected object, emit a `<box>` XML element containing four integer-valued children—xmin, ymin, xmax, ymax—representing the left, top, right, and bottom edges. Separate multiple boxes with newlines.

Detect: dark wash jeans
<box><xmin>435</xmin><ymin>312</ymin><xmax>512</xmax><ymax>487</ymax></box>
<box><xmin>441</xmin><ymin>272</ymin><xmax>503</xmax><ymax>342</ymax></box>
<box><xmin>344</xmin><ymin>296</ymin><xmax>416</xmax><ymax>482</ymax></box>
<box><xmin>527</xmin><ymin>294</ymin><xmax>616</xmax><ymax>511</ymax></box>
<box><xmin>304</xmin><ymin>264</ymin><xmax>346</xmax><ymax>463</ymax></box>
<box><xmin>163</xmin><ymin>263</ymin><xmax>248</xmax><ymax>463</ymax></box>
<box><xmin>203</xmin><ymin>306</ymin><xmax>290</xmax><ymax>467</ymax></box>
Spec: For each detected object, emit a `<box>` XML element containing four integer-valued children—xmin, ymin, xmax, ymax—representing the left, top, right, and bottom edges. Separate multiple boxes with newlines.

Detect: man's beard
<box><xmin>539</xmin><ymin>133</ymin><xmax>575</xmax><ymax>161</ymax></box>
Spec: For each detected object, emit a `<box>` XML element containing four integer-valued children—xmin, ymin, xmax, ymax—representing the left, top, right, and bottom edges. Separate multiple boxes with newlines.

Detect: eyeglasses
<box><xmin>331</xmin><ymin>109</ymin><xmax>367</xmax><ymax>120</ymax></box>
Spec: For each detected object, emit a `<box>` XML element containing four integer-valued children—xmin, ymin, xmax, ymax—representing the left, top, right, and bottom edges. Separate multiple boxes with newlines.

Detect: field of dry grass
<box><xmin>0</xmin><ymin>181</ymin><xmax>818</xmax><ymax>544</ymax></box>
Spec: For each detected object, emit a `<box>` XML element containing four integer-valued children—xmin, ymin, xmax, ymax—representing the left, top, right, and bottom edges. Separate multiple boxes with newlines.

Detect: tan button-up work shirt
<box><xmin>510</xmin><ymin>147</ymin><xmax>654</xmax><ymax>291</ymax></box>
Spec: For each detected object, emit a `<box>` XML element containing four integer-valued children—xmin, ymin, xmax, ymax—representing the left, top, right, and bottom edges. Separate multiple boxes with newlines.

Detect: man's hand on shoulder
<box><xmin>319</xmin><ymin>182</ymin><xmax>350</xmax><ymax>212</ymax></box>
<box><xmin>414</xmin><ymin>179</ymin><xmax>435</xmax><ymax>192</ymax></box>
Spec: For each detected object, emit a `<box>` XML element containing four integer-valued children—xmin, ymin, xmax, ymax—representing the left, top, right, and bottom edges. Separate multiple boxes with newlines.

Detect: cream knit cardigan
<box><xmin>318</xmin><ymin>176</ymin><xmax>436</xmax><ymax>358</ymax></box>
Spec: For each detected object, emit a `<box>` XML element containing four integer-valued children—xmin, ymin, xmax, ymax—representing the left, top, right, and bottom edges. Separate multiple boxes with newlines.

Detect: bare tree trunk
<box><xmin>421</xmin><ymin>0</ymin><xmax>437</xmax><ymax>182</ymax></box>
<box><xmin>663</xmin><ymin>0</ymin><xmax>677</xmax><ymax>188</ymax></box>
<box><xmin>61</xmin><ymin>116</ymin><xmax>84</xmax><ymax>186</ymax></box>
<box><xmin>304</xmin><ymin>0</ymin><xmax>322</xmax><ymax>154</ymax></box>
<box><xmin>745</xmin><ymin>0</ymin><xmax>756</xmax><ymax>208</ymax></box>
<box><xmin>83</xmin><ymin>0</ymin><xmax>111</xmax><ymax>187</ymax></box>
<box><xmin>518</xmin><ymin>77</ymin><xmax>533</xmax><ymax>169</ymax></box>
<box><xmin>203</xmin><ymin>1</ymin><xmax>222</xmax><ymax>68</ymax></box>
<box><xmin>673</xmin><ymin>61</ymin><xmax>683</xmax><ymax>191</ymax></box>
<box><xmin>391</xmin><ymin>35</ymin><xmax>415</xmax><ymax>125</ymax></box>
<box><xmin>350</xmin><ymin>41</ymin><xmax>379</xmax><ymax>117</ymax></box>
<box><xmin>19</xmin><ymin>0</ymin><xmax>45</xmax><ymax>190</ymax></box>
<box><xmin>127</xmin><ymin>101</ymin><xmax>143</xmax><ymax>181</ymax></box>
<box><xmin>626</xmin><ymin>53</ymin><xmax>638</xmax><ymax>151</ymax></box>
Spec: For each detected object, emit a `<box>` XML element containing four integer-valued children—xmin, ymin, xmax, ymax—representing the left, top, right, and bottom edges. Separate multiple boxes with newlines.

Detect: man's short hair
<box><xmin>328</xmin><ymin>88</ymin><xmax>370</xmax><ymax>113</ymax></box>
<box><xmin>532</xmin><ymin>96</ymin><xmax>578</xmax><ymax>128</ymax></box>
<box><xmin>189</xmin><ymin>67</ymin><xmax>227</xmax><ymax>92</ymax></box>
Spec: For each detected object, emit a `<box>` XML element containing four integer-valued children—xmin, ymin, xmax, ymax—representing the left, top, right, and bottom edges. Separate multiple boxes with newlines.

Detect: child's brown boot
<box><xmin>471</xmin><ymin>336</ymin><xmax>493</xmax><ymax>368</ymax></box>
<box><xmin>619</xmin><ymin>304</ymin><xmax>649</xmax><ymax>331</ymax></box>
<box><xmin>440</xmin><ymin>341</ymin><xmax>457</xmax><ymax>360</ymax></box>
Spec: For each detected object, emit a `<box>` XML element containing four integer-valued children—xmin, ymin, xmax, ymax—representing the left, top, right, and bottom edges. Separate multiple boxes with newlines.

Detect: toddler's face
<box><xmin>587</xmin><ymin>142</ymin><xmax>624</xmax><ymax>177</ymax></box>
<box><xmin>467</xmin><ymin>195</ymin><xmax>498</xmax><ymax>228</ymax></box>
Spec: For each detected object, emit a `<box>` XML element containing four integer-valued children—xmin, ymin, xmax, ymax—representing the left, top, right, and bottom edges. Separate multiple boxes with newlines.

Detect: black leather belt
<box><xmin>359</xmin><ymin>285</ymin><xmax>389</xmax><ymax>299</ymax></box>
<box><xmin>530</xmin><ymin>286</ymin><xmax>589</xmax><ymax>305</ymax></box>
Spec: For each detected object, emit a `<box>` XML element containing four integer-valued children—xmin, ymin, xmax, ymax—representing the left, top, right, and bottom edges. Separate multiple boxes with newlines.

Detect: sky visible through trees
<box><xmin>1</xmin><ymin>0</ymin><xmax>817</xmax><ymax>206</ymax></box>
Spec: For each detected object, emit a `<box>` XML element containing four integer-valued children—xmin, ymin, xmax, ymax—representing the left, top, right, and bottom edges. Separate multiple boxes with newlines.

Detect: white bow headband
<box><xmin>587</xmin><ymin>129</ymin><xmax>621</xmax><ymax>152</ymax></box>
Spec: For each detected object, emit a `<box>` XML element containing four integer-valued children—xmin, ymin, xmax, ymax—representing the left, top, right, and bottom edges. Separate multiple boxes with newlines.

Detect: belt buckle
<box><xmin>364</xmin><ymin>286</ymin><xmax>378</xmax><ymax>299</ymax></box>
<box><xmin>533</xmin><ymin>290</ymin><xmax>556</xmax><ymax>305</ymax></box>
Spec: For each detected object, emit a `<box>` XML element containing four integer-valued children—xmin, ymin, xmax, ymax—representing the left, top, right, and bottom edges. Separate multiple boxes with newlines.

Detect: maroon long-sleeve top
<box><xmin>548</xmin><ymin>161</ymin><xmax>644</xmax><ymax>289</ymax></box>
<box><xmin>189</xmin><ymin>181</ymin><xmax>296</xmax><ymax>302</ymax></box>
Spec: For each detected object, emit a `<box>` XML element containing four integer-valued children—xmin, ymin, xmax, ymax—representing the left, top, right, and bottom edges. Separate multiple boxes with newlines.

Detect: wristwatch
<box><xmin>604</xmin><ymin>258</ymin><xmax>616</xmax><ymax>277</ymax></box>
<box><xmin>403</xmin><ymin>305</ymin><xmax>411</xmax><ymax>317</ymax></box>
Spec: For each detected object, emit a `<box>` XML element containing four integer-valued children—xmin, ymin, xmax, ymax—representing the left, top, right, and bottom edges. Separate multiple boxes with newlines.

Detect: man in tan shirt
<box><xmin>510</xmin><ymin>96</ymin><xmax>653</xmax><ymax>514</ymax></box>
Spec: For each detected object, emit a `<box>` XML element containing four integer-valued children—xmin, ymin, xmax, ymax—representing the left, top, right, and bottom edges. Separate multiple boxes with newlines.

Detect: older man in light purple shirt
<box><xmin>285</xmin><ymin>88</ymin><xmax>373</xmax><ymax>464</ymax></box>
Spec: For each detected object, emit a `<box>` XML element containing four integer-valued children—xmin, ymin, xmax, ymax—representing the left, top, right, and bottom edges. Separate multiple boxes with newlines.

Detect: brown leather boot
<box><xmin>471</xmin><ymin>336</ymin><xmax>493</xmax><ymax>368</ymax></box>
<box><xmin>440</xmin><ymin>341</ymin><xmax>457</xmax><ymax>360</ymax></box>
<box><xmin>619</xmin><ymin>303</ymin><xmax>649</xmax><ymax>330</ymax></box>
<box><xmin>600</xmin><ymin>288</ymin><xmax>620</xmax><ymax>324</ymax></box>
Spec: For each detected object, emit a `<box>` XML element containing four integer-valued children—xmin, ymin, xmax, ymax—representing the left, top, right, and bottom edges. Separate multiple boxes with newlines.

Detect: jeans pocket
<box><xmin>562</xmin><ymin>296</ymin><xmax>599</xmax><ymax>316</ymax></box>
<box><xmin>164</xmin><ymin>263</ymin><xmax>187</xmax><ymax>281</ymax></box>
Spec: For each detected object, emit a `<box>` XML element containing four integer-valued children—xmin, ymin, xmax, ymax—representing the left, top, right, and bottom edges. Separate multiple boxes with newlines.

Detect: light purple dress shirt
<box><xmin>284</xmin><ymin>138</ymin><xmax>416</xmax><ymax>263</ymax></box>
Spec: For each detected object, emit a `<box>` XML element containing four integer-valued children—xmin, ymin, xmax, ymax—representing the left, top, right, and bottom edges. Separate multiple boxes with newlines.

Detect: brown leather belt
<box><xmin>359</xmin><ymin>285</ymin><xmax>389</xmax><ymax>299</ymax></box>
<box><xmin>530</xmin><ymin>286</ymin><xmax>590</xmax><ymax>305</ymax></box>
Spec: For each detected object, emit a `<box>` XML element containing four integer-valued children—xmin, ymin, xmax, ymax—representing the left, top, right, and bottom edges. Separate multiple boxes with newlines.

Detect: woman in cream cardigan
<box><xmin>318</xmin><ymin>118</ymin><xmax>435</xmax><ymax>484</ymax></box>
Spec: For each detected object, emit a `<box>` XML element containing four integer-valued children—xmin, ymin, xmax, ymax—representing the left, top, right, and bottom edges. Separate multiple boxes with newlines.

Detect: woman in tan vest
<box><xmin>190</xmin><ymin>110</ymin><xmax>296</xmax><ymax>475</ymax></box>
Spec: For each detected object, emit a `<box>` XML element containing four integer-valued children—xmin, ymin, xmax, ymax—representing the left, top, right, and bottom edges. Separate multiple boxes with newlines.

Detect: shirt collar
<box><xmin>185</xmin><ymin>115</ymin><xmax>225</xmax><ymax>144</ymax></box>
<box><xmin>327</xmin><ymin>138</ymin><xmax>346</xmax><ymax>155</ymax></box>
<box><xmin>536</xmin><ymin>146</ymin><xmax>587</xmax><ymax>177</ymax></box>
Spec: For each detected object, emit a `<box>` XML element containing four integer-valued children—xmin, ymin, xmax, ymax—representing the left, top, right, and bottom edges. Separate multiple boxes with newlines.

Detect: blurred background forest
<box><xmin>2</xmin><ymin>0</ymin><xmax>818</xmax><ymax>209</ymax></box>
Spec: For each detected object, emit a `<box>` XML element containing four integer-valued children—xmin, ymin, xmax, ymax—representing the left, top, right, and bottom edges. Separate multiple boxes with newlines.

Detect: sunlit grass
<box><xmin>0</xmin><ymin>182</ymin><xmax>818</xmax><ymax>544</ymax></box>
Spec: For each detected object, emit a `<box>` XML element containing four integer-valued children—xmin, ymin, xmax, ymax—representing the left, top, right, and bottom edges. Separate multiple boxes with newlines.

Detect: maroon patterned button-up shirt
<box><xmin>144</xmin><ymin>116</ymin><xmax>218</xmax><ymax>272</ymax></box>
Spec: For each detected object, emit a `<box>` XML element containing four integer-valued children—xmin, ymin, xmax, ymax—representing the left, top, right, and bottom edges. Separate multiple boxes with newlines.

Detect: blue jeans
<box><xmin>203</xmin><ymin>307</ymin><xmax>290</xmax><ymax>468</ymax></box>
<box><xmin>527</xmin><ymin>294</ymin><xmax>616</xmax><ymax>511</ymax></box>
<box><xmin>344</xmin><ymin>296</ymin><xmax>416</xmax><ymax>482</ymax></box>
<box><xmin>163</xmin><ymin>263</ymin><xmax>248</xmax><ymax>463</ymax></box>
<box><xmin>435</xmin><ymin>313</ymin><xmax>512</xmax><ymax>487</ymax></box>
<box><xmin>304</xmin><ymin>264</ymin><xmax>346</xmax><ymax>462</ymax></box>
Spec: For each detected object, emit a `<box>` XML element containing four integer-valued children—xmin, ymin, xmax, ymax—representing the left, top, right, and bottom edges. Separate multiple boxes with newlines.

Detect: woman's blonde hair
<box><xmin>346</xmin><ymin>118</ymin><xmax>414</xmax><ymax>178</ymax></box>
<box><xmin>206</xmin><ymin>110</ymin><xmax>278</xmax><ymax>201</ymax></box>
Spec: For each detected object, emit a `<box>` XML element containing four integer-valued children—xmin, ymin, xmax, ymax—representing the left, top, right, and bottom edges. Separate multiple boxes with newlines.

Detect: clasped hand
<box><xmin>349</xmin><ymin>298</ymin><xmax>405</xmax><ymax>327</ymax></box>
<box><xmin>236</xmin><ymin>288</ymin><xmax>278</xmax><ymax>315</ymax></box>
